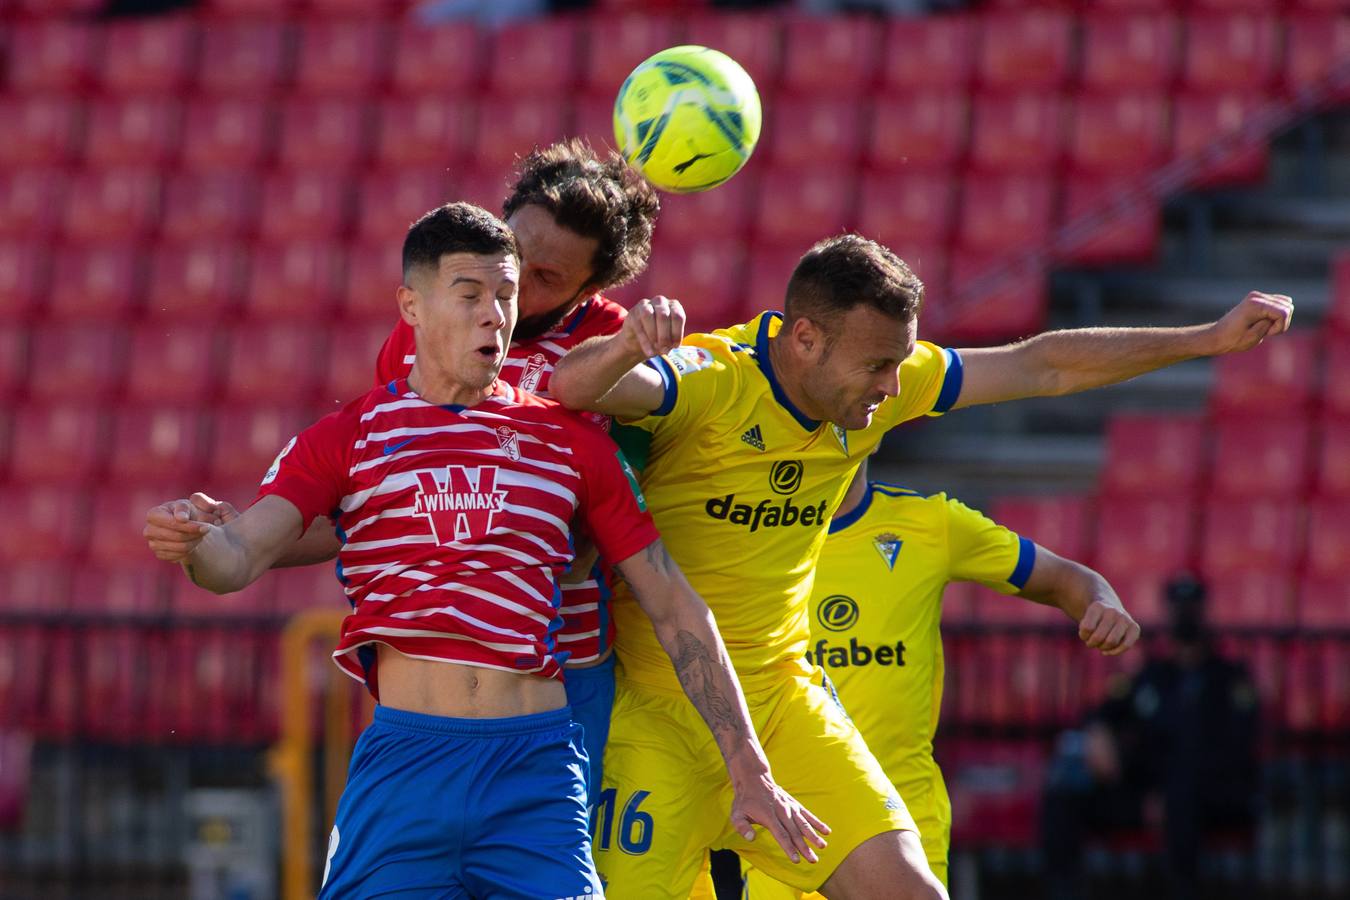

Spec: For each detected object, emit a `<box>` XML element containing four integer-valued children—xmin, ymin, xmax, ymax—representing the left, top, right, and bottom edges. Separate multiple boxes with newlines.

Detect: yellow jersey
<box><xmin>610</xmin><ymin>311</ymin><xmax>963</xmax><ymax>693</ymax></box>
<box><xmin>807</xmin><ymin>483</ymin><xmax>1033</xmax><ymax>824</ymax></box>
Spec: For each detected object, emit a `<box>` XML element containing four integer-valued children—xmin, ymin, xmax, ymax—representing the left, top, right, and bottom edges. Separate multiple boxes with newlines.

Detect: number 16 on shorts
<box><xmin>593</xmin><ymin>788</ymin><xmax>653</xmax><ymax>855</ymax></box>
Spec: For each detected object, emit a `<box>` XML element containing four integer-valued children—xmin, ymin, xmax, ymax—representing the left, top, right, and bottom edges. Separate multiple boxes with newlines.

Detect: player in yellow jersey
<box><xmin>740</xmin><ymin>456</ymin><xmax>1139</xmax><ymax>898</ymax></box>
<box><xmin>550</xmin><ymin>233</ymin><xmax>1293</xmax><ymax>900</ymax></box>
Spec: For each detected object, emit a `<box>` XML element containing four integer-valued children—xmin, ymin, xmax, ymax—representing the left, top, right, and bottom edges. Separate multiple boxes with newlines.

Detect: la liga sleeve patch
<box><xmin>261</xmin><ymin>435</ymin><xmax>298</xmax><ymax>486</ymax></box>
<box><xmin>667</xmin><ymin>346</ymin><xmax>714</xmax><ymax>375</ymax></box>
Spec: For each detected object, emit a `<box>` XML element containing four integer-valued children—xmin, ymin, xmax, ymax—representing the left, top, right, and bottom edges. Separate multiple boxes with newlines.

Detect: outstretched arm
<box><xmin>615</xmin><ymin>538</ymin><xmax>830</xmax><ymax>863</ymax></box>
<box><xmin>144</xmin><ymin>493</ymin><xmax>341</xmax><ymax>568</ymax></box>
<box><xmin>549</xmin><ymin>296</ymin><xmax>685</xmax><ymax>418</ymax></box>
<box><xmin>1018</xmin><ymin>545</ymin><xmax>1140</xmax><ymax>656</ymax></box>
<box><xmin>952</xmin><ymin>291</ymin><xmax>1294</xmax><ymax>410</ymax></box>
<box><xmin>145</xmin><ymin>494</ymin><xmax>306</xmax><ymax>594</ymax></box>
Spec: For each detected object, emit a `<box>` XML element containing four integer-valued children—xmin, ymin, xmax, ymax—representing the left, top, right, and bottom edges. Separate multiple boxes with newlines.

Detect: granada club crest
<box><xmin>518</xmin><ymin>353</ymin><xmax>548</xmax><ymax>394</ymax></box>
<box><xmin>495</xmin><ymin>425</ymin><xmax>521</xmax><ymax>461</ymax></box>
<box><xmin>413</xmin><ymin>466</ymin><xmax>508</xmax><ymax>543</ymax></box>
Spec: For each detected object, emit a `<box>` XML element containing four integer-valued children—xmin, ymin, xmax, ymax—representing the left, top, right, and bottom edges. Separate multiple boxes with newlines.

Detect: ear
<box><xmin>790</xmin><ymin>316</ymin><xmax>825</xmax><ymax>361</ymax></box>
<box><xmin>396</xmin><ymin>284</ymin><xmax>419</xmax><ymax>327</ymax></box>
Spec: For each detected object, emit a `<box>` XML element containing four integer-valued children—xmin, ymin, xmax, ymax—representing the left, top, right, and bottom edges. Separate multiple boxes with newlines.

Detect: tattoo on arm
<box><xmin>643</xmin><ymin>540</ymin><xmax>674</xmax><ymax>578</ymax></box>
<box><xmin>671</xmin><ymin>629</ymin><xmax>747</xmax><ymax>751</ymax></box>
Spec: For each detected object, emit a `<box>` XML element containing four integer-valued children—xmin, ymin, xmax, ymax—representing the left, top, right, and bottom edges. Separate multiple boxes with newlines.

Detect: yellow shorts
<box><xmin>741</xmin><ymin>761</ymin><xmax>952</xmax><ymax>897</ymax></box>
<box><xmin>594</xmin><ymin>664</ymin><xmax>916</xmax><ymax>899</ymax></box>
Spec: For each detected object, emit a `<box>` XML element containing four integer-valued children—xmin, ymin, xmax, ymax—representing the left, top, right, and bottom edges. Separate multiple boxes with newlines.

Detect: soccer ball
<box><xmin>613</xmin><ymin>45</ymin><xmax>762</xmax><ymax>194</ymax></box>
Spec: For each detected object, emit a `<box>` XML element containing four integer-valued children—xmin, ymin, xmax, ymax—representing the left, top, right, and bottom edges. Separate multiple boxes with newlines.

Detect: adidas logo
<box><xmin>741</xmin><ymin>424</ymin><xmax>765</xmax><ymax>451</ymax></box>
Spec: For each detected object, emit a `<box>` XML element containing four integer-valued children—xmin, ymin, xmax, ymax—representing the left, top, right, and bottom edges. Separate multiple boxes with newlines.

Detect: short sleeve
<box><xmin>618</xmin><ymin>341</ymin><xmax>738</xmax><ymax>438</ymax></box>
<box><xmin>944</xmin><ymin>495</ymin><xmax>1035</xmax><ymax>595</ymax></box>
<box><xmin>874</xmin><ymin>342</ymin><xmax>963</xmax><ymax>430</ymax></box>
<box><xmin>254</xmin><ymin>408</ymin><xmax>351</xmax><ymax>529</ymax></box>
<box><xmin>569</xmin><ymin>416</ymin><xmax>661</xmax><ymax>565</ymax></box>
<box><xmin>374</xmin><ymin>320</ymin><xmax>415</xmax><ymax>386</ymax></box>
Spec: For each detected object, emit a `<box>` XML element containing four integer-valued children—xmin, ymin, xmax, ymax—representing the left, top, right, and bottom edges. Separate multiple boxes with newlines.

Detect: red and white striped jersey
<box><xmin>374</xmin><ymin>294</ymin><xmax>631</xmax><ymax>665</ymax></box>
<box><xmin>256</xmin><ymin>378</ymin><xmax>658</xmax><ymax>697</ymax></box>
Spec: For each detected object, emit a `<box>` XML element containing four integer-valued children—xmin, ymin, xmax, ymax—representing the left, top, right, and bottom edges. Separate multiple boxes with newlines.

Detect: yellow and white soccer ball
<box><xmin>613</xmin><ymin>45</ymin><xmax>762</xmax><ymax>194</ymax></box>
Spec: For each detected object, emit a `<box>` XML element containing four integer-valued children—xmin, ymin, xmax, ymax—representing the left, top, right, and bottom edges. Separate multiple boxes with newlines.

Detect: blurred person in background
<box><xmin>1040</xmin><ymin>575</ymin><xmax>1261</xmax><ymax>900</ymax></box>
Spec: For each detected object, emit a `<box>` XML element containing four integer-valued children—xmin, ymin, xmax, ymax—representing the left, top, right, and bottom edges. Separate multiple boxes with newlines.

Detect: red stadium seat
<box><xmin>107</xmin><ymin>407</ymin><xmax>207</xmax><ymax>485</ymax></box>
<box><xmin>856</xmin><ymin>171</ymin><xmax>959</xmax><ymax>248</ymax></box>
<box><xmin>1093</xmin><ymin>565</ymin><xmax>1171</xmax><ymax>627</ymax></box>
<box><xmin>868</xmin><ymin>91</ymin><xmax>970</xmax><ymax>171</ymax></box>
<box><xmin>0</xmin><ymin>327</ymin><xmax>27</xmax><ymax>400</ymax></box>
<box><xmin>571</xmin><ymin>91</ymin><xmax>622</xmax><ymax>151</ymax></box>
<box><xmin>98</xmin><ymin>16</ymin><xmax>198</xmax><ymax>93</ymax></box>
<box><xmin>1298</xmin><ymin>574</ymin><xmax>1350</xmax><ymax>628</ymax></box>
<box><xmin>764</xmin><ymin>96</ymin><xmax>865</xmax><ymax>167</ymax></box>
<box><xmin>683</xmin><ymin>13</ymin><xmax>782</xmax><ymax>91</ymax></box>
<box><xmin>1209</xmin><ymin>416</ymin><xmax>1313</xmax><ymax>497</ymax></box>
<box><xmin>1080</xmin><ymin>12</ymin><xmax>1182</xmax><ymax>90</ymax></box>
<box><xmin>201</xmin><ymin>0</ymin><xmax>299</xmax><ymax>13</ymax></box>
<box><xmin>170</xmin><ymin>572</ymin><xmax>275</xmax><ymax>618</ymax></box>
<box><xmin>79</xmin><ymin>626</ymin><xmax>157</xmax><ymax>743</ymax></box>
<box><xmin>0</xmin><ymin>170</ymin><xmax>64</xmax><ymax>240</ymax></box>
<box><xmin>644</xmin><ymin>238</ymin><xmax>747</xmax><ymax>334</ymax></box>
<box><xmin>1101</xmin><ymin>413</ymin><xmax>1206</xmax><ymax>495</ymax></box>
<box><xmin>0</xmin><ymin>241</ymin><xmax>49</xmax><ymax>321</ymax></box>
<box><xmin>219</xmin><ymin>324</ymin><xmax>325</xmax><ymax>403</ymax></box>
<box><xmin>977</xmin><ymin>11</ymin><xmax>1076</xmax><ymax>89</ymax></box>
<box><xmin>944</xmin><ymin>739</ymin><xmax>1047</xmax><ymax>845</ymax></box>
<box><xmin>47</xmin><ymin>243</ymin><xmax>143</xmax><ymax>322</ymax></box>
<box><xmin>0</xmin><ymin>95</ymin><xmax>81</xmax><ymax>167</ymax></box>
<box><xmin>1206</xmin><ymin>571</ymin><xmax>1297</xmax><ymax>627</ymax></box>
<box><xmin>275</xmin><ymin>98</ymin><xmax>373</xmax><ymax>170</ymax></box>
<box><xmin>273</xmin><ymin>564</ymin><xmax>347</xmax><ymax>617</ymax></box>
<box><xmin>940</xmin><ymin>580</ymin><xmax>978</xmax><ymax>625</ymax></box>
<box><xmin>340</xmin><ymin>240</ymin><xmax>403</xmax><ymax>321</ymax></box>
<box><xmin>745</xmin><ymin>244</ymin><xmax>807</xmax><ymax>315</ymax></box>
<box><xmin>26</xmin><ymin>326</ymin><xmax>127</xmax><ymax>400</ymax></box>
<box><xmin>988</xmin><ymin>494</ymin><xmax>1093</xmax><ymax>562</ymax></box>
<box><xmin>470</xmin><ymin>96</ymin><xmax>570</xmax><ymax>171</ymax></box>
<box><xmin>61</xmin><ymin>169</ymin><xmax>162</xmax><ymax>241</ymax></box>
<box><xmin>1055</xmin><ymin>177</ymin><xmax>1161</xmax><ymax>266</ymax></box>
<box><xmin>940</xmin><ymin>252</ymin><xmax>1047</xmax><ymax>344</ymax></box>
<box><xmin>160</xmin><ymin>172</ymin><xmax>258</xmax><ymax>241</ymax></box>
<box><xmin>180</xmin><ymin>99</ymin><xmax>277</xmax><ymax>170</ymax></box>
<box><xmin>88</xmin><ymin>484</ymin><xmax>198</xmax><ymax>567</ymax></box>
<box><xmin>1191</xmin><ymin>0</ymin><xmax>1283</xmax><ymax>9</ymax></box>
<box><xmin>354</xmin><ymin>170</ymin><xmax>454</xmax><ymax>244</ymax></box>
<box><xmin>1199</xmin><ymin>498</ymin><xmax>1302</xmax><ymax>575</ymax></box>
<box><xmin>5</xmin><ymin>22</ymin><xmax>98</xmax><ymax>91</ymax></box>
<box><xmin>197</xmin><ymin>23</ymin><xmax>294</xmax><ymax>95</ymax></box>
<box><xmin>1284</xmin><ymin>14</ymin><xmax>1350</xmax><ymax>101</ymax></box>
<box><xmin>144</xmin><ymin>242</ymin><xmax>248</xmax><ymax>322</ymax></box>
<box><xmin>884</xmin><ymin>242</ymin><xmax>947</xmax><ymax>299</ymax></box>
<box><xmin>1332</xmin><ymin>250</ymin><xmax>1350</xmax><ymax>335</ymax></box>
<box><xmin>1305</xmin><ymin>497</ymin><xmax>1350</xmax><ymax>577</ymax></box>
<box><xmin>321</xmin><ymin>321</ymin><xmax>391</xmax><ymax>404</ymax></box>
<box><xmin>969</xmin><ymin>91</ymin><xmax>1065</xmax><ymax>173</ymax></box>
<box><xmin>485</xmin><ymin>18</ymin><xmax>580</xmax><ymax>95</ymax></box>
<box><xmin>956</xmin><ymin>174</ymin><xmax>1056</xmax><ymax>255</ymax></box>
<box><xmin>204</xmin><ymin>405</ymin><xmax>313</xmax><ymax>485</ymax></box>
<box><xmin>753</xmin><ymin>168</ymin><xmax>856</xmax><ymax>246</ymax></box>
<box><xmin>1066</xmin><ymin>92</ymin><xmax>1171</xmax><ymax>176</ymax></box>
<box><xmin>581</xmin><ymin>15</ymin><xmax>681</xmax><ymax>92</ymax></box>
<box><xmin>1173</xmin><ymin>92</ymin><xmax>1272</xmax><ymax>187</ymax></box>
<box><xmin>9</xmin><ymin>404</ymin><xmax>107</xmax><ymax>483</ymax></box>
<box><xmin>1094</xmin><ymin>496</ymin><xmax>1198</xmax><ymax>576</ymax></box>
<box><xmin>257</xmin><ymin>171</ymin><xmax>354</xmax><ymax>241</ymax></box>
<box><xmin>646</xmin><ymin>173</ymin><xmax>757</xmax><ymax>243</ymax></box>
<box><xmin>373</xmin><ymin>97</ymin><xmax>474</xmax><ymax>169</ymax></box>
<box><xmin>1315</xmin><ymin>416</ymin><xmax>1350</xmax><ymax>497</ymax></box>
<box><xmin>125</xmin><ymin>324</ymin><xmax>221</xmax><ymax>405</ymax></box>
<box><xmin>780</xmin><ymin>15</ymin><xmax>881</xmax><ymax>94</ymax></box>
<box><xmin>242</xmin><ymin>242</ymin><xmax>345</xmax><ymax>321</ymax></box>
<box><xmin>1209</xmin><ymin>330</ymin><xmax>1318</xmax><ymax>412</ymax></box>
<box><xmin>82</xmin><ymin>97</ymin><xmax>183</xmax><ymax>167</ymax></box>
<box><xmin>70</xmin><ymin>565</ymin><xmax>168</xmax><ymax>618</ymax></box>
<box><xmin>1325</xmin><ymin>338</ymin><xmax>1350</xmax><ymax>415</ymax></box>
<box><xmin>388</xmin><ymin>23</ymin><xmax>480</xmax><ymax>96</ymax></box>
<box><xmin>880</xmin><ymin>15</ymin><xmax>978</xmax><ymax>91</ymax></box>
<box><xmin>293</xmin><ymin>22</ymin><xmax>389</xmax><ymax>96</ymax></box>
<box><xmin>0</xmin><ymin>487</ymin><xmax>84</xmax><ymax>564</ymax></box>
<box><xmin>1181</xmin><ymin>13</ymin><xmax>1281</xmax><ymax>91</ymax></box>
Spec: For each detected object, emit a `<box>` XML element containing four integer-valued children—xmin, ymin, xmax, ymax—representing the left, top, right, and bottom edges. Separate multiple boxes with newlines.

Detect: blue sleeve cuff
<box><xmin>1008</xmin><ymin>536</ymin><xmax>1036</xmax><ymax>590</ymax></box>
<box><xmin>644</xmin><ymin>356</ymin><xmax>678</xmax><ymax>417</ymax></box>
<box><xmin>933</xmin><ymin>347</ymin><xmax>964</xmax><ymax>414</ymax></box>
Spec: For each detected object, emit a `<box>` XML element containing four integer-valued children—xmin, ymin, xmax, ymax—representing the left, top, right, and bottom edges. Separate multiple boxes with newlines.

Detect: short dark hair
<box><xmin>402</xmin><ymin>202</ymin><xmax>520</xmax><ymax>283</ymax></box>
<box><xmin>503</xmin><ymin>138</ymin><xmax>659</xmax><ymax>291</ymax></box>
<box><xmin>783</xmin><ymin>234</ymin><xmax>924</xmax><ymax>332</ymax></box>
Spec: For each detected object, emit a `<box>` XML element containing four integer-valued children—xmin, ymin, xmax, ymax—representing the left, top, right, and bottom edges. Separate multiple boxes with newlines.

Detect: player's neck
<box><xmin>407</xmin><ymin>364</ymin><xmax>494</xmax><ymax>408</ymax></box>
<box><xmin>766</xmin><ymin>334</ymin><xmax>824</xmax><ymax>423</ymax></box>
<box><xmin>833</xmin><ymin>473</ymin><xmax>869</xmax><ymax>521</ymax></box>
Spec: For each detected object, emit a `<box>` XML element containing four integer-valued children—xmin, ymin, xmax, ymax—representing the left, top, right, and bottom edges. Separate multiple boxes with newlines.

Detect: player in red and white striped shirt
<box><xmin>147</xmin><ymin>203</ymin><xmax>825</xmax><ymax>898</ymax></box>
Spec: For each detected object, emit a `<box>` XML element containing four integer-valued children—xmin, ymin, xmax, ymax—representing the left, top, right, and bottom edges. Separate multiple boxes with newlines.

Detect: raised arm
<box><xmin>614</xmin><ymin>538</ymin><xmax>830</xmax><ymax>863</ymax></box>
<box><xmin>144</xmin><ymin>494</ymin><xmax>307</xmax><ymax>594</ymax></box>
<box><xmin>1018</xmin><ymin>545</ymin><xmax>1140</xmax><ymax>657</ymax></box>
<box><xmin>549</xmin><ymin>296</ymin><xmax>685</xmax><ymax>418</ymax></box>
<box><xmin>952</xmin><ymin>291</ymin><xmax>1294</xmax><ymax>410</ymax></box>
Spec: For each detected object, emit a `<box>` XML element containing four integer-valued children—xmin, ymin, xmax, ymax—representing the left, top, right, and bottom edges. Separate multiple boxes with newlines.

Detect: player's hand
<box><xmin>1206</xmin><ymin>291</ymin><xmax>1294</xmax><ymax>355</ymax></box>
<box><xmin>143</xmin><ymin>493</ymin><xmax>235</xmax><ymax>562</ymax></box>
<box><xmin>622</xmin><ymin>295</ymin><xmax>685</xmax><ymax>360</ymax></box>
<box><xmin>728</xmin><ymin>769</ymin><xmax>830</xmax><ymax>865</ymax></box>
<box><xmin>1078</xmin><ymin>599</ymin><xmax>1140</xmax><ymax>656</ymax></box>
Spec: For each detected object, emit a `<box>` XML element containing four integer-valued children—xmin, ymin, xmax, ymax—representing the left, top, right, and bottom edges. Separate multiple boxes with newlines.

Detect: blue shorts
<box><xmin>319</xmin><ymin>704</ymin><xmax>603</xmax><ymax>899</ymax></box>
<box><xmin>564</xmin><ymin>654</ymin><xmax>617</xmax><ymax>803</ymax></box>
